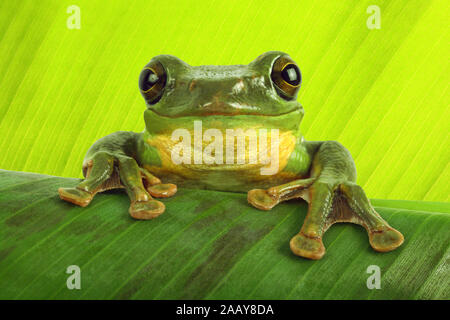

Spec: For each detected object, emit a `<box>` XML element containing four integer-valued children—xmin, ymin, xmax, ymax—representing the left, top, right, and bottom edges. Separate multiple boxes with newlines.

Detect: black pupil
<box><xmin>281</xmin><ymin>64</ymin><xmax>301</xmax><ymax>86</ymax></box>
<box><xmin>139</xmin><ymin>69</ymin><xmax>159</xmax><ymax>91</ymax></box>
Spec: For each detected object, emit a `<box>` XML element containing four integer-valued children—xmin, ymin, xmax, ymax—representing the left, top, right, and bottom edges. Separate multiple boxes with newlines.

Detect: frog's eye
<box><xmin>139</xmin><ymin>61</ymin><xmax>167</xmax><ymax>104</ymax></box>
<box><xmin>270</xmin><ymin>56</ymin><xmax>301</xmax><ymax>100</ymax></box>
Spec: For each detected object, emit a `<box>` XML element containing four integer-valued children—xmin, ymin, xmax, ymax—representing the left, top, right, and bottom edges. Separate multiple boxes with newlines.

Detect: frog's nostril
<box><xmin>232</xmin><ymin>79</ymin><xmax>245</xmax><ymax>94</ymax></box>
<box><xmin>189</xmin><ymin>80</ymin><xmax>197</xmax><ymax>92</ymax></box>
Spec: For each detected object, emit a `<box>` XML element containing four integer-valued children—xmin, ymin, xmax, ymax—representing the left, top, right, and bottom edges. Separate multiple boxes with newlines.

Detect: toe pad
<box><xmin>247</xmin><ymin>189</ymin><xmax>278</xmax><ymax>210</ymax></box>
<box><xmin>290</xmin><ymin>233</ymin><xmax>326</xmax><ymax>260</ymax></box>
<box><xmin>147</xmin><ymin>183</ymin><xmax>177</xmax><ymax>198</ymax></box>
<box><xmin>369</xmin><ymin>228</ymin><xmax>404</xmax><ymax>252</ymax></box>
<box><xmin>58</xmin><ymin>187</ymin><xmax>93</xmax><ymax>207</ymax></box>
<box><xmin>129</xmin><ymin>200</ymin><xmax>165</xmax><ymax>220</ymax></box>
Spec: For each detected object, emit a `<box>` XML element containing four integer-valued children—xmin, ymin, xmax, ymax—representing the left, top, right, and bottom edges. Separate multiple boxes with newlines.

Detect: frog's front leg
<box><xmin>58</xmin><ymin>131</ymin><xmax>177</xmax><ymax>219</ymax></box>
<box><xmin>248</xmin><ymin>141</ymin><xmax>404</xmax><ymax>260</ymax></box>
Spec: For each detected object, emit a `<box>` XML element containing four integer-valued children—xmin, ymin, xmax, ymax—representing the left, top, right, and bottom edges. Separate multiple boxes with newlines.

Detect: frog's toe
<box><xmin>147</xmin><ymin>183</ymin><xmax>177</xmax><ymax>198</ymax></box>
<box><xmin>369</xmin><ymin>227</ymin><xmax>404</xmax><ymax>252</ymax></box>
<box><xmin>247</xmin><ymin>189</ymin><xmax>278</xmax><ymax>210</ymax></box>
<box><xmin>129</xmin><ymin>200</ymin><xmax>165</xmax><ymax>220</ymax></box>
<box><xmin>58</xmin><ymin>187</ymin><xmax>93</xmax><ymax>207</ymax></box>
<box><xmin>290</xmin><ymin>232</ymin><xmax>325</xmax><ymax>260</ymax></box>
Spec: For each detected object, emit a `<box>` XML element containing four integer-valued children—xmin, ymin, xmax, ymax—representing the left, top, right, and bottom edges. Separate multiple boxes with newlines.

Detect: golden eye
<box><xmin>270</xmin><ymin>56</ymin><xmax>301</xmax><ymax>100</ymax></box>
<box><xmin>139</xmin><ymin>61</ymin><xmax>166</xmax><ymax>104</ymax></box>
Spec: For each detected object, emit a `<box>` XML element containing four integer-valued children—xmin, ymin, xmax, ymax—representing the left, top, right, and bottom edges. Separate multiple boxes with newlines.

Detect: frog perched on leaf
<box><xmin>59</xmin><ymin>51</ymin><xmax>403</xmax><ymax>260</ymax></box>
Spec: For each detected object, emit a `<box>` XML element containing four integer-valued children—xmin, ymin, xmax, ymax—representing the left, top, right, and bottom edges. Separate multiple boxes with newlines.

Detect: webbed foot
<box><xmin>58</xmin><ymin>152</ymin><xmax>177</xmax><ymax>220</ymax></box>
<box><xmin>248</xmin><ymin>178</ymin><xmax>403</xmax><ymax>260</ymax></box>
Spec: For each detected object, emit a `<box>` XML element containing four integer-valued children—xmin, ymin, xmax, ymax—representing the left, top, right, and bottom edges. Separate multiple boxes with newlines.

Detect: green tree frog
<box><xmin>59</xmin><ymin>51</ymin><xmax>403</xmax><ymax>260</ymax></box>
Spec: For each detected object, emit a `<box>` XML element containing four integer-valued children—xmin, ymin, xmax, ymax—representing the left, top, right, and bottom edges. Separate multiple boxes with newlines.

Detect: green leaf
<box><xmin>0</xmin><ymin>170</ymin><xmax>448</xmax><ymax>300</ymax></box>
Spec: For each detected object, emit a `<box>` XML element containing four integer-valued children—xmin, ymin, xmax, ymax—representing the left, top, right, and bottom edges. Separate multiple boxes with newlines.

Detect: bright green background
<box><xmin>0</xmin><ymin>0</ymin><xmax>448</xmax><ymax>201</ymax></box>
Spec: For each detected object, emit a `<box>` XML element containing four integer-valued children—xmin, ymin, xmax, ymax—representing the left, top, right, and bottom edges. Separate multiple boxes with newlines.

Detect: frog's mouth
<box><xmin>147</xmin><ymin>107</ymin><xmax>301</xmax><ymax>118</ymax></box>
<box><xmin>146</xmin><ymin>100</ymin><xmax>303</xmax><ymax>118</ymax></box>
<box><xmin>144</xmin><ymin>106</ymin><xmax>304</xmax><ymax>138</ymax></box>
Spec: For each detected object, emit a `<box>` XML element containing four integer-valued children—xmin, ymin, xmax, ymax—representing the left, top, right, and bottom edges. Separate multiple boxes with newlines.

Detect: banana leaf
<box><xmin>0</xmin><ymin>169</ymin><xmax>448</xmax><ymax>300</ymax></box>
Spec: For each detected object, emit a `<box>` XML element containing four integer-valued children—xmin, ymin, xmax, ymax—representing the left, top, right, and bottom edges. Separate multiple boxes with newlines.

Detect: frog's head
<box><xmin>139</xmin><ymin>51</ymin><xmax>304</xmax><ymax>125</ymax></box>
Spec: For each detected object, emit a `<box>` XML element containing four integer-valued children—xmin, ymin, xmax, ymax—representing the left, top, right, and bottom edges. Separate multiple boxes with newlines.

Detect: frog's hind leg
<box><xmin>339</xmin><ymin>182</ymin><xmax>404</xmax><ymax>252</ymax></box>
<box><xmin>115</xmin><ymin>157</ymin><xmax>167</xmax><ymax>220</ymax></box>
<box><xmin>248</xmin><ymin>178</ymin><xmax>329</xmax><ymax>260</ymax></box>
<box><xmin>58</xmin><ymin>152</ymin><xmax>119</xmax><ymax>207</ymax></box>
<box><xmin>248</xmin><ymin>179</ymin><xmax>403</xmax><ymax>260</ymax></box>
<box><xmin>288</xmin><ymin>181</ymin><xmax>403</xmax><ymax>260</ymax></box>
<box><xmin>58</xmin><ymin>153</ymin><xmax>172</xmax><ymax>220</ymax></box>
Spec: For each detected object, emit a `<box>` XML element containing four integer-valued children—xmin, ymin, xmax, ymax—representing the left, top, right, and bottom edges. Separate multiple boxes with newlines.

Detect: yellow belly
<box><xmin>142</xmin><ymin>128</ymin><xmax>301</xmax><ymax>192</ymax></box>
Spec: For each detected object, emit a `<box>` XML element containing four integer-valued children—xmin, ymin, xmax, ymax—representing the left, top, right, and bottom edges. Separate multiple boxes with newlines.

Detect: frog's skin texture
<box><xmin>58</xmin><ymin>51</ymin><xmax>403</xmax><ymax>260</ymax></box>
